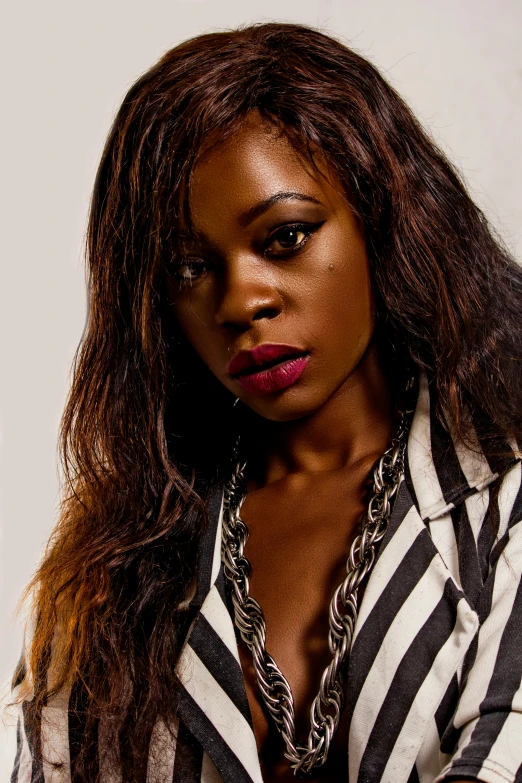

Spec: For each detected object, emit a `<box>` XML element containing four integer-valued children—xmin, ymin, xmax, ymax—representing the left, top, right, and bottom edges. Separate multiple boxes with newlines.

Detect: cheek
<box><xmin>305</xmin><ymin>245</ymin><xmax>374</xmax><ymax>356</ymax></box>
<box><xmin>334</xmin><ymin>263</ymin><xmax>374</xmax><ymax>336</ymax></box>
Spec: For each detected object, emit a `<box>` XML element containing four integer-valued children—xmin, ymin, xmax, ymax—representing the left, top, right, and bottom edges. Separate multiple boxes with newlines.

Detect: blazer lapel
<box><xmin>346</xmin><ymin>374</ymin><xmax>498</xmax><ymax>783</ymax></box>
<box><xmin>346</xmin><ymin>479</ymin><xmax>479</xmax><ymax>783</ymax></box>
<box><xmin>176</xmin><ymin>484</ymin><xmax>263</xmax><ymax>783</ymax></box>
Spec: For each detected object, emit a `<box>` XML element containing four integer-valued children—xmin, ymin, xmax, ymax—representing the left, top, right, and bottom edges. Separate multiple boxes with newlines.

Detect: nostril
<box><xmin>252</xmin><ymin>307</ymin><xmax>279</xmax><ymax>321</ymax></box>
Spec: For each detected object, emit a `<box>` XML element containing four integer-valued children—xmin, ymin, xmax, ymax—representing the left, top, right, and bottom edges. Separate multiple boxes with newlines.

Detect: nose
<box><xmin>214</xmin><ymin>257</ymin><xmax>282</xmax><ymax>332</ymax></box>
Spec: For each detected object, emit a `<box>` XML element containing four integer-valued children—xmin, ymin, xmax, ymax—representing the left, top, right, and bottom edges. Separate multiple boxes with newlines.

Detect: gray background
<box><xmin>1</xmin><ymin>0</ymin><xmax>521</xmax><ymax>773</ymax></box>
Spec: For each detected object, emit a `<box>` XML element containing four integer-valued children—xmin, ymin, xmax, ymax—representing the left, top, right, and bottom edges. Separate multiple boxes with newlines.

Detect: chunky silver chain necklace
<box><xmin>221</xmin><ymin>406</ymin><xmax>411</xmax><ymax>776</ymax></box>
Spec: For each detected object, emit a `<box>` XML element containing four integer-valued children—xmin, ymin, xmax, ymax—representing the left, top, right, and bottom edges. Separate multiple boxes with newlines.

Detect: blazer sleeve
<box><xmin>435</xmin><ymin>463</ymin><xmax>522</xmax><ymax>783</ymax></box>
<box><xmin>11</xmin><ymin>617</ymin><xmax>76</xmax><ymax>783</ymax></box>
<box><xmin>11</xmin><ymin>700</ymin><xmax>35</xmax><ymax>783</ymax></box>
<box><xmin>10</xmin><ymin>626</ymin><xmax>39</xmax><ymax>783</ymax></box>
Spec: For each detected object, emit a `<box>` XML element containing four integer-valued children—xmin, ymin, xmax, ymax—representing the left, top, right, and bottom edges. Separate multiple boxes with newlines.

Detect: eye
<box><xmin>264</xmin><ymin>222</ymin><xmax>323</xmax><ymax>257</ymax></box>
<box><xmin>174</xmin><ymin>257</ymin><xmax>210</xmax><ymax>286</ymax></box>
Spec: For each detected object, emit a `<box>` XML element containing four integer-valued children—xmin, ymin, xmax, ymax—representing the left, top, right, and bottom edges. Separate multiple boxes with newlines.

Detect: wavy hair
<box><xmin>15</xmin><ymin>22</ymin><xmax>522</xmax><ymax>780</ymax></box>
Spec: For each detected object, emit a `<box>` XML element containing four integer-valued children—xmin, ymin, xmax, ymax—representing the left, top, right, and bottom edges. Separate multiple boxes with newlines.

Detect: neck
<box><xmin>242</xmin><ymin>342</ymin><xmax>398</xmax><ymax>490</ymax></box>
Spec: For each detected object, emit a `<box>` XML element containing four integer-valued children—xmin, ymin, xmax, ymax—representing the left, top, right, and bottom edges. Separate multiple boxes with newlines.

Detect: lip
<box><xmin>227</xmin><ymin>343</ymin><xmax>307</xmax><ymax>376</ymax></box>
<box><xmin>235</xmin><ymin>354</ymin><xmax>310</xmax><ymax>395</ymax></box>
<box><xmin>227</xmin><ymin>343</ymin><xmax>310</xmax><ymax>395</ymax></box>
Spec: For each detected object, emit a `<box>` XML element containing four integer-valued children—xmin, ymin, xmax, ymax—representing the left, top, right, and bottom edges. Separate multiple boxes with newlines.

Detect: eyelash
<box><xmin>174</xmin><ymin>221</ymin><xmax>324</xmax><ymax>286</ymax></box>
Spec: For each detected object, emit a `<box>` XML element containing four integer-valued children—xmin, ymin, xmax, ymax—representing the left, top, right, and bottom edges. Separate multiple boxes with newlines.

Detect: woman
<box><xmin>11</xmin><ymin>22</ymin><xmax>522</xmax><ymax>783</ymax></box>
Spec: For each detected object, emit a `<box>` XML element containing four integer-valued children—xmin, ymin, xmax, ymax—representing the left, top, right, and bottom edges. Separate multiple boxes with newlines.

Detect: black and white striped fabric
<box><xmin>11</xmin><ymin>374</ymin><xmax>522</xmax><ymax>783</ymax></box>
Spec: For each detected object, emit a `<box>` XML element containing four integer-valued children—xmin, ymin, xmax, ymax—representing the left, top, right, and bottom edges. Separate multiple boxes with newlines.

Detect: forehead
<box><xmin>188</xmin><ymin>113</ymin><xmax>345</xmax><ymax>235</ymax></box>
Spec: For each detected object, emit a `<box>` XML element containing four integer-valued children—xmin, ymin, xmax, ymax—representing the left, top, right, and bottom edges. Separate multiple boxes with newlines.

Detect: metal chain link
<box><xmin>221</xmin><ymin>400</ymin><xmax>412</xmax><ymax>776</ymax></box>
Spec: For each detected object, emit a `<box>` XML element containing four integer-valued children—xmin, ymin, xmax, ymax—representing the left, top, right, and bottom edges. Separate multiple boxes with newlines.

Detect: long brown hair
<box><xmin>15</xmin><ymin>22</ymin><xmax>522</xmax><ymax>780</ymax></box>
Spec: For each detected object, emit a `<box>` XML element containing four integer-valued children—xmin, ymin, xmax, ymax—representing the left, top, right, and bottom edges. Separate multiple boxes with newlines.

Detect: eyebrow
<box><xmin>238</xmin><ymin>191</ymin><xmax>324</xmax><ymax>227</ymax></box>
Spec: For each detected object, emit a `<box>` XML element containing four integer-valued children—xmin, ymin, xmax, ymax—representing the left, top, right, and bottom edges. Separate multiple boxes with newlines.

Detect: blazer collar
<box><xmin>406</xmin><ymin>373</ymin><xmax>518</xmax><ymax>522</ymax></box>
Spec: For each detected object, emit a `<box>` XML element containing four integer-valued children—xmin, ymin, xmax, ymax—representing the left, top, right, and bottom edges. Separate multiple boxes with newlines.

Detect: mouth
<box><xmin>228</xmin><ymin>345</ymin><xmax>310</xmax><ymax>395</ymax></box>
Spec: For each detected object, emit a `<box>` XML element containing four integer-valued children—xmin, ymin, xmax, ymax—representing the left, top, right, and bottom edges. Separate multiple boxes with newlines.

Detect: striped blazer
<box><xmin>11</xmin><ymin>374</ymin><xmax>522</xmax><ymax>783</ymax></box>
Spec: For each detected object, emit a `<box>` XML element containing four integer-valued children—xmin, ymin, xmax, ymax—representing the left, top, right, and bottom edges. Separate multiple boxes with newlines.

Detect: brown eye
<box><xmin>275</xmin><ymin>226</ymin><xmax>305</xmax><ymax>248</ymax></box>
<box><xmin>267</xmin><ymin>226</ymin><xmax>306</xmax><ymax>254</ymax></box>
<box><xmin>264</xmin><ymin>222</ymin><xmax>324</xmax><ymax>257</ymax></box>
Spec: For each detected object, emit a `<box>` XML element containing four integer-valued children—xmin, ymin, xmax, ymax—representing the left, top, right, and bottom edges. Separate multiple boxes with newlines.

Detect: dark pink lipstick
<box><xmin>227</xmin><ymin>344</ymin><xmax>310</xmax><ymax>395</ymax></box>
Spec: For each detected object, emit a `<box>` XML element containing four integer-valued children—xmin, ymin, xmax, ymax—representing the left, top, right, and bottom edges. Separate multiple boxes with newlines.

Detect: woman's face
<box><xmin>169</xmin><ymin>112</ymin><xmax>374</xmax><ymax>422</ymax></box>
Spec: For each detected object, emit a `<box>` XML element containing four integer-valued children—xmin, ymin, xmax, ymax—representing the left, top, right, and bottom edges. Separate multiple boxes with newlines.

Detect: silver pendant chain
<box><xmin>221</xmin><ymin>400</ymin><xmax>412</xmax><ymax>776</ymax></box>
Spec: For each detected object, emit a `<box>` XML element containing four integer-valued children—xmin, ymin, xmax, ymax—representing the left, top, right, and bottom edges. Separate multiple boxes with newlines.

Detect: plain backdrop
<box><xmin>1</xmin><ymin>0</ymin><xmax>521</xmax><ymax>774</ymax></box>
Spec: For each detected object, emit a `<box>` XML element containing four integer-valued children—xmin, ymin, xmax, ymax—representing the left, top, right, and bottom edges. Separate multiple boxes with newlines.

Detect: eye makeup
<box><xmin>172</xmin><ymin>216</ymin><xmax>326</xmax><ymax>287</ymax></box>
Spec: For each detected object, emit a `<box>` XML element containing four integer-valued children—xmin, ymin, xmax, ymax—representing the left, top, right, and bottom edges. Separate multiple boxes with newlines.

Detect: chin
<box><xmin>246</xmin><ymin>388</ymin><xmax>328</xmax><ymax>423</ymax></box>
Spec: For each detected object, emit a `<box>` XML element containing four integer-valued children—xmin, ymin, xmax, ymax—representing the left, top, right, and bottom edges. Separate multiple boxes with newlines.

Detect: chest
<box><xmin>235</xmin><ymin>471</ymin><xmax>371</xmax><ymax>781</ymax></box>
